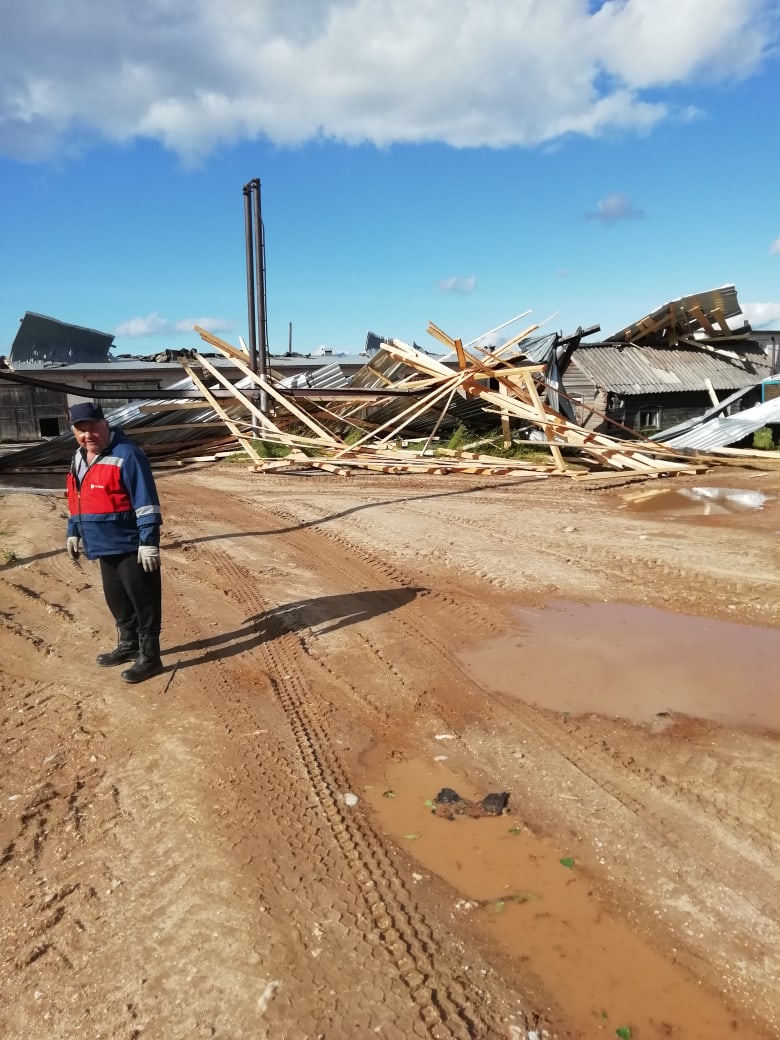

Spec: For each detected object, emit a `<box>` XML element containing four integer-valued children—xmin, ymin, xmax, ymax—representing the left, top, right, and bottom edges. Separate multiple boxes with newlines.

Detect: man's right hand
<box><xmin>66</xmin><ymin>536</ymin><xmax>81</xmax><ymax>561</ymax></box>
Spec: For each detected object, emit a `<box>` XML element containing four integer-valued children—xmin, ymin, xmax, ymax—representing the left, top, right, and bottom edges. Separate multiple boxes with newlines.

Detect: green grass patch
<box><xmin>753</xmin><ymin>426</ymin><xmax>776</xmax><ymax>450</ymax></box>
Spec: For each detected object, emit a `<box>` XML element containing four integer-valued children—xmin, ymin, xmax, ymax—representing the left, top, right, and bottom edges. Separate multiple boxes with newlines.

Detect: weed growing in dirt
<box><xmin>753</xmin><ymin>426</ymin><xmax>777</xmax><ymax>450</ymax></box>
<box><xmin>441</xmin><ymin>423</ymin><xmax>553</xmax><ymax>464</ymax></box>
<box><xmin>344</xmin><ymin>426</ymin><xmax>369</xmax><ymax>445</ymax></box>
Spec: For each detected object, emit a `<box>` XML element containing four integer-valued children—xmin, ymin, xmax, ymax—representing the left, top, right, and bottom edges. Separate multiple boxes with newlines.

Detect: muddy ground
<box><xmin>1</xmin><ymin>460</ymin><xmax>778</xmax><ymax>1040</ymax></box>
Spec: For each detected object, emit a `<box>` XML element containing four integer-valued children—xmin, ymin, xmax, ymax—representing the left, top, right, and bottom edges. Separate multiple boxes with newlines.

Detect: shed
<box><xmin>562</xmin><ymin>341</ymin><xmax>771</xmax><ymax>434</ymax></box>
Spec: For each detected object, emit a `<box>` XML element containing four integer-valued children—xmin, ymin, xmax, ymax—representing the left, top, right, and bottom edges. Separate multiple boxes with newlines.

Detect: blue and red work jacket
<box><xmin>66</xmin><ymin>428</ymin><xmax>162</xmax><ymax>559</ymax></box>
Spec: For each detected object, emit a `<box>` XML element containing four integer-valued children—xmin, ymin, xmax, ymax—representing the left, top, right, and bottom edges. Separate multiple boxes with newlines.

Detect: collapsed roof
<box><xmin>607</xmin><ymin>285</ymin><xmax>747</xmax><ymax>346</ymax></box>
<box><xmin>9</xmin><ymin>312</ymin><xmax>114</xmax><ymax>367</ymax></box>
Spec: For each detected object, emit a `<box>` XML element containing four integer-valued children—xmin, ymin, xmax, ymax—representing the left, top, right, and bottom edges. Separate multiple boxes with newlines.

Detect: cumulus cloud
<box><xmin>0</xmin><ymin>0</ymin><xmax>775</xmax><ymax>162</ymax></box>
<box><xmin>770</xmin><ymin>238</ymin><xmax>780</xmax><ymax>254</ymax></box>
<box><xmin>438</xmin><ymin>275</ymin><xmax>477</xmax><ymax>294</ymax></box>
<box><xmin>741</xmin><ymin>301</ymin><xmax>780</xmax><ymax>328</ymax></box>
<box><xmin>585</xmin><ymin>192</ymin><xmax>644</xmax><ymax>224</ymax></box>
<box><xmin>114</xmin><ymin>313</ymin><xmax>234</xmax><ymax>338</ymax></box>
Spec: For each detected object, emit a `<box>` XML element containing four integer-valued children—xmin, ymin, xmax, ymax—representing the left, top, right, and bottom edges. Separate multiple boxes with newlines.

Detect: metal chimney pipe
<box><xmin>250</xmin><ymin>179</ymin><xmax>269</xmax><ymax>415</ymax></box>
<box><xmin>242</xmin><ymin>182</ymin><xmax>258</xmax><ymax>377</ymax></box>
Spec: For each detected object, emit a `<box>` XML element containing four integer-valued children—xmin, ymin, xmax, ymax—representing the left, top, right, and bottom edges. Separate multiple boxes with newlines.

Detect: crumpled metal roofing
<box><xmin>568</xmin><ymin>343</ymin><xmax>770</xmax><ymax>395</ymax></box>
<box><xmin>9</xmin><ymin>311</ymin><xmax>113</xmax><ymax>366</ymax></box>
<box><xmin>0</xmin><ymin>375</ymin><xmax>249</xmax><ymax>471</ymax></box>
<box><xmin>275</xmin><ymin>362</ymin><xmax>349</xmax><ymax>391</ymax></box>
<box><xmin>658</xmin><ymin>394</ymin><xmax>780</xmax><ymax>450</ymax></box>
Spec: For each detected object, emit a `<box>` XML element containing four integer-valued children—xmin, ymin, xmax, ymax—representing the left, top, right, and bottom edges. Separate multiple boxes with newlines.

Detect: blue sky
<box><xmin>1</xmin><ymin>0</ymin><xmax>779</xmax><ymax>359</ymax></box>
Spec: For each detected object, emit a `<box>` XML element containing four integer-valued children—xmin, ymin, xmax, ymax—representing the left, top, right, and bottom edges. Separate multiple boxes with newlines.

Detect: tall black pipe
<box><xmin>250</xmin><ymin>178</ymin><xmax>269</xmax><ymax>413</ymax></box>
<box><xmin>242</xmin><ymin>183</ymin><xmax>258</xmax><ymax>377</ymax></box>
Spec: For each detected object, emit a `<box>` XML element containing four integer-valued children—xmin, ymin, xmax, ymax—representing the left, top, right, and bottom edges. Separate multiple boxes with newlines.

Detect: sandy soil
<box><xmin>1</xmin><ymin>460</ymin><xmax>778</xmax><ymax>1040</ymax></box>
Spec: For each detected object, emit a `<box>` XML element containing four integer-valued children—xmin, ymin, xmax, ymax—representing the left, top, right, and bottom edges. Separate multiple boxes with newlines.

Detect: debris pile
<box><xmin>190</xmin><ymin>323</ymin><xmax>704</xmax><ymax>479</ymax></box>
<box><xmin>1</xmin><ymin>284</ymin><xmax>775</xmax><ymax>477</ymax></box>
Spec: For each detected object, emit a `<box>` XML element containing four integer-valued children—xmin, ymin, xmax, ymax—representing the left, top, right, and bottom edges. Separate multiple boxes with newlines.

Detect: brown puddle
<box><xmin>365</xmin><ymin>758</ymin><xmax>764</xmax><ymax>1039</ymax></box>
<box><xmin>459</xmin><ymin>601</ymin><xmax>780</xmax><ymax>731</ymax></box>
<box><xmin>621</xmin><ymin>485</ymin><xmax>770</xmax><ymax>518</ymax></box>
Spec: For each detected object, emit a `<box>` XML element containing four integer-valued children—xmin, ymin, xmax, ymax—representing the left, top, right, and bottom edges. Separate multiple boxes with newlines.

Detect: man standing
<box><xmin>66</xmin><ymin>402</ymin><xmax>164</xmax><ymax>684</ymax></box>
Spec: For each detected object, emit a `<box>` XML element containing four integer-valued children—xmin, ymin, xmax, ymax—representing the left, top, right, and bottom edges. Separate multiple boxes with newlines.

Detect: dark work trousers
<box><xmin>99</xmin><ymin>552</ymin><xmax>162</xmax><ymax>639</ymax></box>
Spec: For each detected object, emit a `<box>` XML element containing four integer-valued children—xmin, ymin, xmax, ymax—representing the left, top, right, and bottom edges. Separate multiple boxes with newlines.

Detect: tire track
<box><xmin>163</xmin><ymin>522</ymin><xmax>533</xmax><ymax>1038</ymax></box>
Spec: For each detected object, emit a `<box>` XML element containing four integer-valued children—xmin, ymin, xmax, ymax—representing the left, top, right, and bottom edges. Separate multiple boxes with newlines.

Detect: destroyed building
<box><xmin>1</xmin><ymin>286</ymin><xmax>777</xmax><ymax>475</ymax></box>
<box><xmin>560</xmin><ymin>287</ymin><xmax>772</xmax><ymax>435</ymax></box>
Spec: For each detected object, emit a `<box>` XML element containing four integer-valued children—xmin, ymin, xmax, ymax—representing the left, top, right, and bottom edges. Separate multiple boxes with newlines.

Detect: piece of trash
<box><xmin>344</xmin><ymin>792</ymin><xmax>359</xmax><ymax>807</ymax></box>
<box><xmin>559</xmin><ymin>857</ymin><xmax>576</xmax><ymax>869</ymax></box>
<box><xmin>404</xmin><ymin>833</ymin><xmax>420</xmax><ymax>840</ymax></box>
<box><xmin>479</xmin><ymin>891</ymin><xmax>540</xmax><ymax>911</ymax></box>
<box><xmin>508</xmin><ymin>827</ymin><xmax>522</xmax><ymax>835</ymax></box>
<box><xmin>431</xmin><ymin>787</ymin><xmax>510</xmax><ymax>820</ymax></box>
<box><xmin>511</xmin><ymin>891</ymin><xmax>541</xmax><ymax>903</ymax></box>
<box><xmin>455</xmin><ymin>899</ymin><xmax>479</xmax><ymax>911</ymax></box>
<box><xmin>434</xmin><ymin>734</ymin><xmax>456</xmax><ymax>741</ymax></box>
<box><xmin>257</xmin><ymin>980</ymin><xmax>280</xmax><ymax>1013</ymax></box>
<box><xmin>615</xmin><ymin>1028</ymin><xmax>632</xmax><ymax>1040</ymax></box>
<box><xmin>382</xmin><ymin>790</ymin><xmax>396</xmax><ymax>798</ymax></box>
<box><xmin>433</xmin><ymin>754</ymin><xmax>448</xmax><ymax>762</ymax></box>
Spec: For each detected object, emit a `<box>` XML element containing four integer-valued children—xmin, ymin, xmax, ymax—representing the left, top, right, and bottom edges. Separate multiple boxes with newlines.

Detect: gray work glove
<box><xmin>137</xmin><ymin>545</ymin><xmax>161</xmax><ymax>572</ymax></box>
<box><xmin>66</xmin><ymin>536</ymin><xmax>81</xmax><ymax>561</ymax></box>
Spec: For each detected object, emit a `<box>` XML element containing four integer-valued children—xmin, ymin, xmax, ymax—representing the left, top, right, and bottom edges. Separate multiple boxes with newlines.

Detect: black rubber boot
<box><xmin>120</xmin><ymin>635</ymin><xmax>163</xmax><ymax>684</ymax></box>
<box><xmin>97</xmin><ymin>627</ymin><xmax>139</xmax><ymax>667</ymax></box>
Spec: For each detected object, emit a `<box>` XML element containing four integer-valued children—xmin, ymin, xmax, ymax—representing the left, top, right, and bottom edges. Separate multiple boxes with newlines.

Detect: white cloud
<box><xmin>173</xmin><ymin>316</ymin><xmax>236</xmax><ymax>334</ymax></box>
<box><xmin>741</xmin><ymin>301</ymin><xmax>780</xmax><ymax>328</ymax></box>
<box><xmin>114</xmin><ymin>313</ymin><xmax>170</xmax><ymax>337</ymax></box>
<box><xmin>438</xmin><ymin>275</ymin><xmax>477</xmax><ymax>294</ymax></box>
<box><xmin>114</xmin><ymin>313</ymin><xmax>234</xmax><ymax>337</ymax></box>
<box><xmin>769</xmin><ymin>238</ymin><xmax>780</xmax><ymax>254</ymax></box>
<box><xmin>0</xmin><ymin>0</ymin><xmax>775</xmax><ymax>162</ymax></box>
<box><xmin>585</xmin><ymin>192</ymin><xmax>644</xmax><ymax>224</ymax></box>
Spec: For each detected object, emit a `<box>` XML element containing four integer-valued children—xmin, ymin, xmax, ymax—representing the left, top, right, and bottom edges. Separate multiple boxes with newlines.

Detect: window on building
<box><xmin>638</xmin><ymin>408</ymin><xmax>661</xmax><ymax>430</ymax></box>
<box><xmin>39</xmin><ymin>417</ymin><xmax>61</xmax><ymax>437</ymax></box>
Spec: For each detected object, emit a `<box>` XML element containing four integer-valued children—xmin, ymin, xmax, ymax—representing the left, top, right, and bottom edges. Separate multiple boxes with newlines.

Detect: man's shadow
<box><xmin>164</xmin><ymin>586</ymin><xmax>427</xmax><ymax>671</ymax></box>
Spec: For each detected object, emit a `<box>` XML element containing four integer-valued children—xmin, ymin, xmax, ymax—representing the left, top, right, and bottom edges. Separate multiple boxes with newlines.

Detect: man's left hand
<box><xmin>137</xmin><ymin>546</ymin><xmax>161</xmax><ymax>572</ymax></box>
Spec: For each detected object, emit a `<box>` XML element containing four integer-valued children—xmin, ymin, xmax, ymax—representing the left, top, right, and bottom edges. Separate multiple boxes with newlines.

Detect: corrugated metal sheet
<box><xmin>649</xmin><ymin>383</ymin><xmax>753</xmax><ymax>441</ymax></box>
<box><xmin>0</xmin><ymin>375</ymin><xmax>249</xmax><ymax>471</ymax></box>
<box><xmin>10</xmin><ymin>312</ymin><xmax>113</xmax><ymax>365</ymax></box>
<box><xmin>568</xmin><ymin>343</ymin><xmax>770</xmax><ymax>395</ymax></box>
<box><xmin>276</xmin><ymin>363</ymin><xmax>349</xmax><ymax>391</ymax></box>
<box><xmin>10</xmin><ymin>358</ymin><xmax>240</xmax><ymax>372</ymax></box>
<box><xmin>659</xmin><ymin>395</ymin><xmax>780</xmax><ymax>450</ymax></box>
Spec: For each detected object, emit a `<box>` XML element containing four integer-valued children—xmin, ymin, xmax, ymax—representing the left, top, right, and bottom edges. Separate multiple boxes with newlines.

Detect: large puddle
<box><xmin>365</xmin><ymin>758</ymin><xmax>764</xmax><ymax>1038</ymax></box>
<box><xmin>459</xmin><ymin>601</ymin><xmax>780</xmax><ymax>731</ymax></box>
<box><xmin>622</xmin><ymin>484</ymin><xmax>770</xmax><ymax>518</ymax></box>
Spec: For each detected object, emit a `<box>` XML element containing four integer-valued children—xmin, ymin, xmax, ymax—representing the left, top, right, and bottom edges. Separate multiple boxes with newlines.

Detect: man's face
<box><xmin>73</xmin><ymin>419</ymin><xmax>110</xmax><ymax>454</ymax></box>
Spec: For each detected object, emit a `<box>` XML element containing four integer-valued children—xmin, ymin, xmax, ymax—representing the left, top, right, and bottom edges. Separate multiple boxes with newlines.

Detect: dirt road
<box><xmin>1</xmin><ymin>462</ymin><xmax>778</xmax><ymax>1039</ymax></box>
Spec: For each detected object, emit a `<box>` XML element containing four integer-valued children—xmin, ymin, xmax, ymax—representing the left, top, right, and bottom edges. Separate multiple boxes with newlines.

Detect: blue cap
<box><xmin>69</xmin><ymin>402</ymin><xmax>105</xmax><ymax>424</ymax></box>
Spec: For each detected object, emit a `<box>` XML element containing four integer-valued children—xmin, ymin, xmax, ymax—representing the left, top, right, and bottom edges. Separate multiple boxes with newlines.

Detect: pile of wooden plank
<box><xmin>188</xmin><ymin>325</ymin><xmax>705</xmax><ymax>479</ymax></box>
